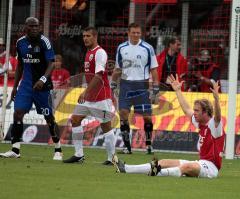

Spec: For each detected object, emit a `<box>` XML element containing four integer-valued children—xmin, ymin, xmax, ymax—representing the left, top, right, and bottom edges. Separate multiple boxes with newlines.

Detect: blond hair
<box><xmin>194</xmin><ymin>99</ymin><xmax>213</xmax><ymax>117</ymax></box>
<box><xmin>55</xmin><ymin>54</ymin><xmax>62</xmax><ymax>62</ymax></box>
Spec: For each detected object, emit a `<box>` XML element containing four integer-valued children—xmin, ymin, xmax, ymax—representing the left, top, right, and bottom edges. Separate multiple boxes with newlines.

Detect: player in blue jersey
<box><xmin>111</xmin><ymin>23</ymin><xmax>159</xmax><ymax>154</ymax></box>
<box><xmin>0</xmin><ymin>17</ymin><xmax>63</xmax><ymax>160</ymax></box>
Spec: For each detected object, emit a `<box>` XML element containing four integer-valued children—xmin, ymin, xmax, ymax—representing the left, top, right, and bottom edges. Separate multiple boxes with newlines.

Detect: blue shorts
<box><xmin>119</xmin><ymin>79</ymin><xmax>152</xmax><ymax>114</ymax></box>
<box><xmin>14</xmin><ymin>83</ymin><xmax>53</xmax><ymax>116</ymax></box>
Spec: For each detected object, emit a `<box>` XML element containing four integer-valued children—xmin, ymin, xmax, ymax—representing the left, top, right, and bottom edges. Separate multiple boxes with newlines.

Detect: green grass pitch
<box><xmin>0</xmin><ymin>143</ymin><xmax>239</xmax><ymax>199</ymax></box>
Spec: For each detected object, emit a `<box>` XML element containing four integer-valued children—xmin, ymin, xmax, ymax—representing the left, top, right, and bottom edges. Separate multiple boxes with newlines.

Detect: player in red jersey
<box><xmin>113</xmin><ymin>74</ymin><xmax>225</xmax><ymax>178</ymax></box>
<box><xmin>51</xmin><ymin>54</ymin><xmax>70</xmax><ymax>88</ymax></box>
<box><xmin>63</xmin><ymin>27</ymin><xmax>116</xmax><ymax>165</ymax></box>
<box><xmin>0</xmin><ymin>38</ymin><xmax>18</xmax><ymax>86</ymax></box>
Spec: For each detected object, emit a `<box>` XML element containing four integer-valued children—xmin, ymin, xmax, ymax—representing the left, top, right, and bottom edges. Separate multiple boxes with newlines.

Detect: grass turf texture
<box><xmin>0</xmin><ymin>143</ymin><xmax>239</xmax><ymax>199</ymax></box>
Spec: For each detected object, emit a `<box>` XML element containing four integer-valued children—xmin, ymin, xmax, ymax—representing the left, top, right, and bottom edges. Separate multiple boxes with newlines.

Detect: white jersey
<box><xmin>115</xmin><ymin>39</ymin><xmax>158</xmax><ymax>81</ymax></box>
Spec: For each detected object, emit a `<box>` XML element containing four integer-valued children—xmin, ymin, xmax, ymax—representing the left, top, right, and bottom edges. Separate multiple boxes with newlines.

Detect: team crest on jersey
<box><xmin>89</xmin><ymin>54</ymin><xmax>94</xmax><ymax>61</ymax></box>
<box><xmin>137</xmin><ymin>55</ymin><xmax>141</xmax><ymax>59</ymax></box>
<box><xmin>34</xmin><ymin>46</ymin><xmax>40</xmax><ymax>53</ymax></box>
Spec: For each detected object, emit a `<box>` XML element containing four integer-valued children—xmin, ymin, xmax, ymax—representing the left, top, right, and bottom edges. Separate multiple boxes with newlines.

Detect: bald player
<box><xmin>0</xmin><ymin>17</ymin><xmax>63</xmax><ymax>160</ymax></box>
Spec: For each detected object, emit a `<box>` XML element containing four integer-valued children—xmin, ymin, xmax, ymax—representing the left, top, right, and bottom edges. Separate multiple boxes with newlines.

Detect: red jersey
<box><xmin>198</xmin><ymin>63</ymin><xmax>220</xmax><ymax>92</ymax></box>
<box><xmin>51</xmin><ymin>68</ymin><xmax>70</xmax><ymax>88</ymax></box>
<box><xmin>156</xmin><ymin>49</ymin><xmax>188</xmax><ymax>91</ymax></box>
<box><xmin>84</xmin><ymin>46</ymin><xmax>111</xmax><ymax>102</ymax></box>
<box><xmin>0</xmin><ymin>55</ymin><xmax>18</xmax><ymax>86</ymax></box>
<box><xmin>192</xmin><ymin>116</ymin><xmax>225</xmax><ymax>170</ymax></box>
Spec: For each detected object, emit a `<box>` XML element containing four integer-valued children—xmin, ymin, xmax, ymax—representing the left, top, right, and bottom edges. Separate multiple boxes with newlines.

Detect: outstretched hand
<box><xmin>78</xmin><ymin>91</ymin><xmax>86</xmax><ymax>104</ymax></box>
<box><xmin>210</xmin><ymin>81</ymin><xmax>220</xmax><ymax>99</ymax></box>
<box><xmin>167</xmin><ymin>74</ymin><xmax>184</xmax><ymax>91</ymax></box>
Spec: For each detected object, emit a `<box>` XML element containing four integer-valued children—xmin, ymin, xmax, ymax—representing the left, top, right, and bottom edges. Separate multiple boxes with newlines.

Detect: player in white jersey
<box><xmin>111</xmin><ymin>23</ymin><xmax>159</xmax><ymax>154</ymax></box>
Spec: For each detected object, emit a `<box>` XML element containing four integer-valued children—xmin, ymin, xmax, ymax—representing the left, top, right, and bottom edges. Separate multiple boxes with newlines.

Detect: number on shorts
<box><xmin>202</xmin><ymin>163</ymin><xmax>208</xmax><ymax>169</ymax></box>
<box><xmin>41</xmin><ymin>108</ymin><xmax>50</xmax><ymax>116</ymax></box>
<box><xmin>102</xmin><ymin>110</ymin><xmax>107</xmax><ymax>118</ymax></box>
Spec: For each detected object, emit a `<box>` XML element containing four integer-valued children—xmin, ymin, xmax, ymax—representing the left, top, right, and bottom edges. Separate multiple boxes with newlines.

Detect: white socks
<box><xmin>12</xmin><ymin>142</ymin><xmax>20</xmax><ymax>149</ymax></box>
<box><xmin>54</xmin><ymin>141</ymin><xmax>61</xmax><ymax>149</ymax></box>
<box><xmin>72</xmin><ymin>126</ymin><xmax>84</xmax><ymax>157</ymax></box>
<box><xmin>123</xmin><ymin>163</ymin><xmax>182</xmax><ymax>177</ymax></box>
<box><xmin>72</xmin><ymin>126</ymin><xmax>116</xmax><ymax>160</ymax></box>
<box><xmin>104</xmin><ymin>129</ymin><xmax>115</xmax><ymax>161</ymax></box>
<box><xmin>125</xmin><ymin>163</ymin><xmax>151</xmax><ymax>174</ymax></box>
<box><xmin>157</xmin><ymin>167</ymin><xmax>182</xmax><ymax>177</ymax></box>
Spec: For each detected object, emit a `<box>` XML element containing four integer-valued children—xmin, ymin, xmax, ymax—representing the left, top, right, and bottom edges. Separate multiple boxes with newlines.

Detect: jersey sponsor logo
<box><xmin>23</xmin><ymin>54</ymin><xmax>40</xmax><ymax>63</ymax></box>
<box><xmin>122</xmin><ymin>59</ymin><xmax>133</xmax><ymax>68</ymax></box>
<box><xmin>122</xmin><ymin>59</ymin><xmax>141</xmax><ymax>69</ymax></box>
<box><xmin>23</xmin><ymin>58</ymin><xmax>40</xmax><ymax>63</ymax></box>
<box><xmin>137</xmin><ymin>55</ymin><xmax>141</xmax><ymax>59</ymax></box>
<box><xmin>84</xmin><ymin>62</ymin><xmax>90</xmax><ymax>72</ymax></box>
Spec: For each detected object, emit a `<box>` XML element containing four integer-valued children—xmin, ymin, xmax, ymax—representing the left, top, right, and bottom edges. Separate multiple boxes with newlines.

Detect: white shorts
<box><xmin>73</xmin><ymin>99</ymin><xmax>116</xmax><ymax>123</ymax></box>
<box><xmin>179</xmin><ymin>159</ymin><xmax>218</xmax><ymax>178</ymax></box>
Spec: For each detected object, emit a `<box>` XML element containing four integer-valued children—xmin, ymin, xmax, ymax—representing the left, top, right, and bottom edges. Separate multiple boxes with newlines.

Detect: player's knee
<box><xmin>144</xmin><ymin>122</ymin><xmax>153</xmax><ymax>132</ymax></box>
<box><xmin>119</xmin><ymin>110</ymin><xmax>130</xmax><ymax>120</ymax></box>
<box><xmin>120</xmin><ymin>120</ymin><xmax>130</xmax><ymax>132</ymax></box>
<box><xmin>180</xmin><ymin>163</ymin><xmax>199</xmax><ymax>176</ymax></box>
<box><xmin>44</xmin><ymin>115</ymin><xmax>56</xmax><ymax>132</ymax></box>
<box><xmin>13</xmin><ymin>110</ymin><xmax>25</xmax><ymax>122</ymax></box>
<box><xmin>44</xmin><ymin>114</ymin><xmax>55</xmax><ymax>125</ymax></box>
<box><xmin>71</xmin><ymin>115</ymin><xmax>83</xmax><ymax>127</ymax></box>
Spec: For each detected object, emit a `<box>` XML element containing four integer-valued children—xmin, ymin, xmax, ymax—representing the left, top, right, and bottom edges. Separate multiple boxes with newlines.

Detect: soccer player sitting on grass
<box><xmin>113</xmin><ymin>74</ymin><xmax>225</xmax><ymax>178</ymax></box>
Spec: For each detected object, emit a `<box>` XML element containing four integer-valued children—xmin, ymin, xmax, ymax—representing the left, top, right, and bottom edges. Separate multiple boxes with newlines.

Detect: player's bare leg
<box><xmin>158</xmin><ymin>159</ymin><xmax>181</xmax><ymax>168</ymax></box>
<box><xmin>179</xmin><ymin>162</ymin><xmax>201</xmax><ymax>177</ymax></box>
<box><xmin>153</xmin><ymin>159</ymin><xmax>200</xmax><ymax>177</ymax></box>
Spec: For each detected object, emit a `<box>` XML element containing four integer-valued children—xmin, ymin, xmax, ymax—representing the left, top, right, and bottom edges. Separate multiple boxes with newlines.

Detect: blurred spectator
<box><xmin>156</xmin><ymin>36</ymin><xmax>188</xmax><ymax>91</ymax></box>
<box><xmin>62</xmin><ymin>0</ymin><xmax>87</xmax><ymax>11</ymax></box>
<box><xmin>188</xmin><ymin>49</ymin><xmax>221</xmax><ymax>92</ymax></box>
<box><xmin>51</xmin><ymin>54</ymin><xmax>70</xmax><ymax>88</ymax></box>
<box><xmin>0</xmin><ymin>38</ymin><xmax>18</xmax><ymax>86</ymax></box>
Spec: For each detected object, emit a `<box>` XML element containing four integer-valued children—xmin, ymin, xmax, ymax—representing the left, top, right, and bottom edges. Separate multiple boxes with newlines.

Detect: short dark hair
<box><xmin>165</xmin><ymin>35</ymin><xmax>181</xmax><ymax>47</ymax></box>
<box><xmin>83</xmin><ymin>26</ymin><xmax>98</xmax><ymax>36</ymax></box>
<box><xmin>128</xmin><ymin>23</ymin><xmax>141</xmax><ymax>31</ymax></box>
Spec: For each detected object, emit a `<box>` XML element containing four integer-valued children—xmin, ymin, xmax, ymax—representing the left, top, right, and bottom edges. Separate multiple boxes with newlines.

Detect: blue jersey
<box><xmin>115</xmin><ymin>39</ymin><xmax>158</xmax><ymax>81</ymax></box>
<box><xmin>16</xmin><ymin>35</ymin><xmax>55</xmax><ymax>90</ymax></box>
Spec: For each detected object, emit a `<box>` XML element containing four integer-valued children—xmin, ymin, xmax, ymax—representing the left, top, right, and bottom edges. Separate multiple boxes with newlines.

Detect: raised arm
<box><xmin>210</xmin><ymin>81</ymin><xmax>221</xmax><ymax>127</ymax></box>
<box><xmin>168</xmin><ymin>74</ymin><xmax>193</xmax><ymax>118</ymax></box>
